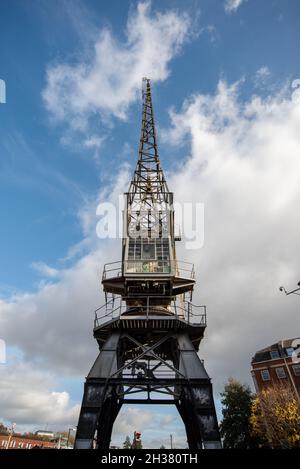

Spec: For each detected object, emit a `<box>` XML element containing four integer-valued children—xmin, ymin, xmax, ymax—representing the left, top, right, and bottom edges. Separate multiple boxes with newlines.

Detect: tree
<box><xmin>220</xmin><ymin>378</ymin><xmax>259</xmax><ymax>448</ymax></box>
<box><xmin>250</xmin><ymin>383</ymin><xmax>300</xmax><ymax>448</ymax></box>
<box><xmin>123</xmin><ymin>435</ymin><xmax>132</xmax><ymax>449</ymax></box>
<box><xmin>0</xmin><ymin>422</ymin><xmax>8</xmax><ymax>435</ymax></box>
<box><xmin>160</xmin><ymin>445</ymin><xmax>166</xmax><ymax>449</ymax></box>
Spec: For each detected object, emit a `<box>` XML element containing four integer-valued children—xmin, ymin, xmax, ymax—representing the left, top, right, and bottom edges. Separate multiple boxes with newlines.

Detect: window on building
<box><xmin>286</xmin><ymin>347</ymin><xmax>294</xmax><ymax>357</ymax></box>
<box><xmin>251</xmin><ymin>372</ymin><xmax>259</xmax><ymax>392</ymax></box>
<box><xmin>261</xmin><ymin>369</ymin><xmax>270</xmax><ymax>381</ymax></box>
<box><xmin>270</xmin><ymin>350</ymin><xmax>280</xmax><ymax>359</ymax></box>
<box><xmin>293</xmin><ymin>364</ymin><xmax>300</xmax><ymax>376</ymax></box>
<box><xmin>275</xmin><ymin>367</ymin><xmax>286</xmax><ymax>379</ymax></box>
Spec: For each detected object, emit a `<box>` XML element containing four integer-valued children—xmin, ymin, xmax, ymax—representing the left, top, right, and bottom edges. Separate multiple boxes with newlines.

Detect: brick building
<box><xmin>0</xmin><ymin>434</ymin><xmax>56</xmax><ymax>449</ymax></box>
<box><xmin>251</xmin><ymin>337</ymin><xmax>300</xmax><ymax>398</ymax></box>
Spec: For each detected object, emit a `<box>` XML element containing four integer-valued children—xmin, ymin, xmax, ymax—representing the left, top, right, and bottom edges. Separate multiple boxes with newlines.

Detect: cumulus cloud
<box><xmin>0</xmin><ymin>162</ymin><xmax>131</xmax><ymax>383</ymax></box>
<box><xmin>224</xmin><ymin>0</ymin><xmax>247</xmax><ymax>13</ymax></box>
<box><xmin>2</xmin><ymin>76</ymin><xmax>300</xmax><ymax>435</ymax></box>
<box><xmin>83</xmin><ymin>136</ymin><xmax>104</xmax><ymax>149</ymax></box>
<box><xmin>0</xmin><ymin>167</ymin><xmax>129</xmax><ymax>427</ymax></box>
<box><xmin>254</xmin><ymin>66</ymin><xmax>271</xmax><ymax>88</ymax></box>
<box><xmin>164</xmin><ymin>79</ymin><xmax>300</xmax><ymax>391</ymax></box>
<box><xmin>0</xmin><ymin>361</ymin><xmax>79</xmax><ymax>427</ymax></box>
<box><xmin>42</xmin><ymin>1</ymin><xmax>192</xmax><ymax>135</ymax></box>
<box><xmin>0</xmin><ymin>253</ymin><xmax>100</xmax><ymax>375</ymax></box>
<box><xmin>31</xmin><ymin>261</ymin><xmax>60</xmax><ymax>278</ymax></box>
<box><xmin>113</xmin><ymin>407</ymin><xmax>153</xmax><ymax>437</ymax></box>
<box><xmin>111</xmin><ymin>406</ymin><xmax>187</xmax><ymax>448</ymax></box>
<box><xmin>255</xmin><ymin>66</ymin><xmax>271</xmax><ymax>79</ymax></box>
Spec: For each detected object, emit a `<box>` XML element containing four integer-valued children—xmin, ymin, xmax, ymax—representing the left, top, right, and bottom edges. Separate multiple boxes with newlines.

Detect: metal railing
<box><xmin>102</xmin><ymin>260</ymin><xmax>195</xmax><ymax>280</ymax></box>
<box><xmin>94</xmin><ymin>296</ymin><xmax>206</xmax><ymax>329</ymax></box>
<box><xmin>102</xmin><ymin>261</ymin><xmax>123</xmax><ymax>280</ymax></box>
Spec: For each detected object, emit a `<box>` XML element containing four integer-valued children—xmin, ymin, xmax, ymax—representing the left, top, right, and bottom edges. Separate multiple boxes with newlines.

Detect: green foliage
<box><xmin>220</xmin><ymin>378</ymin><xmax>260</xmax><ymax>449</ymax></box>
<box><xmin>0</xmin><ymin>422</ymin><xmax>9</xmax><ymax>435</ymax></box>
<box><xmin>123</xmin><ymin>435</ymin><xmax>132</xmax><ymax>449</ymax></box>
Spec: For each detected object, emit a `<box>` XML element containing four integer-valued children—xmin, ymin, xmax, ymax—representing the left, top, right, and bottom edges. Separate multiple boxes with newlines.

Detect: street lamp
<box><xmin>67</xmin><ymin>427</ymin><xmax>76</xmax><ymax>449</ymax></box>
<box><xmin>279</xmin><ymin>281</ymin><xmax>300</xmax><ymax>296</ymax></box>
<box><xmin>6</xmin><ymin>423</ymin><xmax>16</xmax><ymax>450</ymax></box>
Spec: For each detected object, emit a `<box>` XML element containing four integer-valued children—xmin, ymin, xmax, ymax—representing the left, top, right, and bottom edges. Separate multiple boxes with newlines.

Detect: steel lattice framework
<box><xmin>127</xmin><ymin>79</ymin><xmax>171</xmax><ymax>241</ymax></box>
<box><xmin>129</xmin><ymin>78</ymin><xmax>169</xmax><ymax>203</ymax></box>
<box><xmin>74</xmin><ymin>78</ymin><xmax>221</xmax><ymax>450</ymax></box>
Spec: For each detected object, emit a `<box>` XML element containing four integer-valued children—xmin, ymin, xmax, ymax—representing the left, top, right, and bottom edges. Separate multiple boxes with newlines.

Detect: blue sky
<box><xmin>1</xmin><ymin>0</ymin><xmax>300</xmax><ymax>292</ymax></box>
<box><xmin>1</xmin><ymin>0</ymin><xmax>300</xmax><ymax>448</ymax></box>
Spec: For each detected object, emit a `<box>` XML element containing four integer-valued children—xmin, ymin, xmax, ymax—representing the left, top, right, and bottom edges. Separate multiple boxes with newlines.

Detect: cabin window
<box><xmin>126</xmin><ymin>237</ymin><xmax>171</xmax><ymax>273</ymax></box>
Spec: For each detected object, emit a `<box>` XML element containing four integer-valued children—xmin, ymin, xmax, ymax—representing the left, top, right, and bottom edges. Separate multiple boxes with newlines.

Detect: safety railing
<box><xmin>102</xmin><ymin>261</ymin><xmax>122</xmax><ymax>280</ymax></box>
<box><xmin>102</xmin><ymin>260</ymin><xmax>195</xmax><ymax>280</ymax></box>
<box><xmin>94</xmin><ymin>296</ymin><xmax>206</xmax><ymax>329</ymax></box>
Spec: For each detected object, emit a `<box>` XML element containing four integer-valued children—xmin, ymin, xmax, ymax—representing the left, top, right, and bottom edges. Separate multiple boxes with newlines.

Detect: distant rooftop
<box><xmin>252</xmin><ymin>337</ymin><xmax>300</xmax><ymax>364</ymax></box>
<box><xmin>35</xmin><ymin>430</ymin><xmax>54</xmax><ymax>435</ymax></box>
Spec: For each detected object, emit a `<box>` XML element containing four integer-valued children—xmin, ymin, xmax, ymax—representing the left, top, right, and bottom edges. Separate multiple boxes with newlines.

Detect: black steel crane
<box><xmin>74</xmin><ymin>78</ymin><xmax>221</xmax><ymax>449</ymax></box>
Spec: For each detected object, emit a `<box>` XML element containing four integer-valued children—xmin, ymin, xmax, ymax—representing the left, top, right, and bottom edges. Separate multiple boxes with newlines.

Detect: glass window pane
<box><xmin>293</xmin><ymin>364</ymin><xmax>300</xmax><ymax>376</ymax></box>
<box><xmin>275</xmin><ymin>367</ymin><xmax>286</xmax><ymax>379</ymax></box>
<box><xmin>142</xmin><ymin>243</ymin><xmax>155</xmax><ymax>259</ymax></box>
<box><xmin>286</xmin><ymin>347</ymin><xmax>294</xmax><ymax>357</ymax></box>
<box><xmin>261</xmin><ymin>369</ymin><xmax>270</xmax><ymax>381</ymax></box>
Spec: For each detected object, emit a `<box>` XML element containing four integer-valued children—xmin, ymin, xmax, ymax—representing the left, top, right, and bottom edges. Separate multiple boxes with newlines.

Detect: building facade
<box><xmin>251</xmin><ymin>337</ymin><xmax>300</xmax><ymax>398</ymax></box>
<box><xmin>0</xmin><ymin>434</ymin><xmax>56</xmax><ymax>449</ymax></box>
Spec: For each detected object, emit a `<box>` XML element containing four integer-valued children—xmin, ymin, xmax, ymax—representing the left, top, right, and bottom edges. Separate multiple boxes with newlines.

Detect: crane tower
<box><xmin>74</xmin><ymin>79</ymin><xmax>221</xmax><ymax>449</ymax></box>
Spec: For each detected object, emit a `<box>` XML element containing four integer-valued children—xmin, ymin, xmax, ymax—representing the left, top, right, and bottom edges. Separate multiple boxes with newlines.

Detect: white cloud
<box><xmin>111</xmin><ymin>406</ymin><xmax>187</xmax><ymax>448</ymax></box>
<box><xmin>164</xmin><ymin>79</ymin><xmax>300</xmax><ymax>391</ymax></box>
<box><xmin>2</xmin><ymin>74</ymin><xmax>300</xmax><ymax>436</ymax></box>
<box><xmin>0</xmin><ymin>165</ymin><xmax>130</xmax><ymax>376</ymax></box>
<box><xmin>0</xmin><ymin>361</ymin><xmax>79</xmax><ymax>427</ymax></box>
<box><xmin>0</xmin><ymin>252</ymin><xmax>102</xmax><ymax>375</ymax></box>
<box><xmin>83</xmin><ymin>136</ymin><xmax>104</xmax><ymax>149</ymax></box>
<box><xmin>254</xmin><ymin>66</ymin><xmax>271</xmax><ymax>88</ymax></box>
<box><xmin>224</xmin><ymin>0</ymin><xmax>247</xmax><ymax>14</ymax></box>
<box><xmin>31</xmin><ymin>261</ymin><xmax>60</xmax><ymax>278</ymax></box>
<box><xmin>112</xmin><ymin>407</ymin><xmax>153</xmax><ymax>437</ymax></box>
<box><xmin>200</xmin><ymin>24</ymin><xmax>219</xmax><ymax>44</ymax></box>
<box><xmin>255</xmin><ymin>66</ymin><xmax>271</xmax><ymax>79</ymax></box>
<box><xmin>42</xmin><ymin>1</ymin><xmax>192</xmax><ymax>134</ymax></box>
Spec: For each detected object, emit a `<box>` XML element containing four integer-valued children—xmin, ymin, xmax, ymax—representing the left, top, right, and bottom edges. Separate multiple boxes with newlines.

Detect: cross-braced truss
<box><xmin>126</xmin><ymin>78</ymin><xmax>172</xmax><ymax>240</ymax></box>
<box><xmin>75</xmin><ymin>328</ymin><xmax>221</xmax><ymax>449</ymax></box>
<box><xmin>74</xmin><ymin>78</ymin><xmax>221</xmax><ymax>450</ymax></box>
